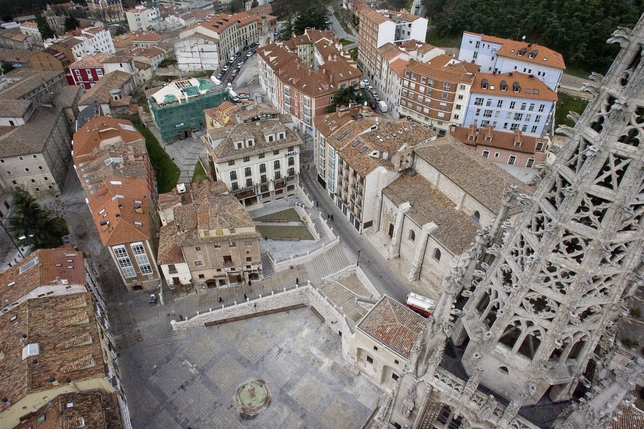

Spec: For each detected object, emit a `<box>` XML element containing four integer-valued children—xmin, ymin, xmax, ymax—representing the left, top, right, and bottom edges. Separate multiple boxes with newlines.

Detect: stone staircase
<box><xmin>304</xmin><ymin>242</ymin><xmax>350</xmax><ymax>285</ymax></box>
<box><xmin>364</xmin><ymin>228</ymin><xmax>392</xmax><ymax>259</ymax></box>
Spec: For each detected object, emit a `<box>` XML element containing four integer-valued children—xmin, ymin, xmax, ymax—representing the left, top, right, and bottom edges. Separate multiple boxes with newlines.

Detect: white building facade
<box><xmin>126</xmin><ymin>5</ymin><xmax>160</xmax><ymax>32</ymax></box>
<box><xmin>458</xmin><ymin>32</ymin><xmax>566</xmax><ymax>91</ymax></box>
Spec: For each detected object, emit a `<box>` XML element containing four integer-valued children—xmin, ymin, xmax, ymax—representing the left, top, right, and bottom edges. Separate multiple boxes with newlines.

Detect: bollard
<box><xmin>284</xmin><ymin>288</ymin><xmax>287</xmax><ymax>292</ymax></box>
<box><xmin>271</xmin><ymin>291</ymin><xmax>274</xmax><ymax>295</ymax></box>
<box><xmin>234</xmin><ymin>301</ymin><xmax>237</xmax><ymax>305</ymax></box>
<box><xmin>209</xmin><ymin>308</ymin><xmax>212</xmax><ymax>312</ymax></box>
<box><xmin>170</xmin><ymin>320</ymin><xmax>177</xmax><ymax>331</ymax></box>
<box><xmin>259</xmin><ymin>294</ymin><xmax>262</xmax><ymax>298</ymax></box>
<box><xmin>196</xmin><ymin>311</ymin><xmax>200</xmax><ymax>315</ymax></box>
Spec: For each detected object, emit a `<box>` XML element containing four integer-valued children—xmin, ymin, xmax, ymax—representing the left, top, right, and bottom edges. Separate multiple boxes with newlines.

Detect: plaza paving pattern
<box><xmin>121</xmin><ymin>308</ymin><xmax>381</xmax><ymax>429</ymax></box>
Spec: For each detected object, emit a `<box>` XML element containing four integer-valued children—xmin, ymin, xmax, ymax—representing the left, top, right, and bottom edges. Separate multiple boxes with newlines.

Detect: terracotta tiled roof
<box><xmin>88</xmin><ymin>178</ymin><xmax>153</xmax><ymax>246</ymax></box>
<box><xmin>103</xmin><ymin>55</ymin><xmax>133</xmax><ymax>64</ymax></box>
<box><xmin>466</xmin><ymin>31</ymin><xmax>566</xmax><ymax>70</ymax></box>
<box><xmin>15</xmin><ymin>391</ymin><xmax>124</xmax><ymax>429</ymax></box>
<box><xmin>390</xmin><ymin>58</ymin><xmax>407</xmax><ymax>78</ymax></box>
<box><xmin>0</xmin><ymin>246</ymin><xmax>86</xmax><ymax>310</ymax></box>
<box><xmin>358</xmin><ymin>295</ymin><xmax>426</xmax><ymax>358</ymax></box>
<box><xmin>329</xmin><ymin>116</ymin><xmax>436</xmax><ymax>177</ymax></box>
<box><xmin>0</xmin><ymin>292</ymin><xmax>108</xmax><ymax>415</ymax></box>
<box><xmin>73</xmin><ymin>117</ymin><xmax>144</xmax><ymax>158</ymax></box>
<box><xmin>610</xmin><ymin>403</ymin><xmax>644</xmax><ymax>429</ymax></box>
<box><xmin>69</xmin><ymin>52</ymin><xmax>109</xmax><ymax>69</ymax></box>
<box><xmin>451</xmin><ymin>124</ymin><xmax>549</xmax><ymax>155</ymax></box>
<box><xmin>132</xmin><ymin>32</ymin><xmax>167</xmax><ymax>42</ymax></box>
<box><xmin>210</xmin><ymin>118</ymin><xmax>302</xmax><ymax>161</ymax></box>
<box><xmin>131</xmin><ymin>47</ymin><xmax>164</xmax><ymax>59</ymax></box>
<box><xmin>378</xmin><ymin>42</ymin><xmax>406</xmax><ymax>61</ymax></box>
<box><xmin>399</xmin><ymin>39</ymin><xmax>439</xmax><ymax>54</ymax></box>
<box><xmin>384</xmin><ymin>170</ymin><xmax>479</xmax><ymax>254</ymax></box>
<box><xmin>0</xmin><ymin>48</ymin><xmax>32</xmax><ymax>63</ymax></box>
<box><xmin>405</xmin><ymin>58</ymin><xmax>476</xmax><ymax>86</ymax></box>
<box><xmin>471</xmin><ymin>71</ymin><xmax>558</xmax><ymax>101</ymax></box>
<box><xmin>0</xmin><ymin>99</ymin><xmax>32</xmax><ymax>118</ymax></box>
<box><xmin>413</xmin><ymin>136</ymin><xmax>534</xmax><ymax>214</ymax></box>
<box><xmin>78</xmin><ymin>70</ymin><xmax>133</xmax><ymax>106</ymax></box>
<box><xmin>360</xmin><ymin>7</ymin><xmax>422</xmax><ymax>25</ymax></box>
<box><xmin>0</xmin><ymin>106</ymin><xmax>66</xmax><ymax>158</ymax></box>
<box><xmin>159</xmin><ymin>180</ymin><xmax>259</xmax><ymax>250</ymax></box>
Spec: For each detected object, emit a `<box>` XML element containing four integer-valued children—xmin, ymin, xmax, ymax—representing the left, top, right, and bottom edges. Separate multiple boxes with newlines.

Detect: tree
<box><xmin>8</xmin><ymin>188</ymin><xmax>68</xmax><ymax>250</ymax></box>
<box><xmin>251</xmin><ymin>0</ymin><xmax>258</xmax><ymax>8</ymax></box>
<box><xmin>1</xmin><ymin>62</ymin><xmax>15</xmax><ymax>74</ymax></box>
<box><xmin>327</xmin><ymin>85</ymin><xmax>366</xmax><ymax>112</ymax></box>
<box><xmin>35</xmin><ymin>11</ymin><xmax>55</xmax><ymax>40</ymax></box>
<box><xmin>228</xmin><ymin>0</ymin><xmax>244</xmax><ymax>14</ymax></box>
<box><xmin>64</xmin><ymin>14</ymin><xmax>80</xmax><ymax>32</ymax></box>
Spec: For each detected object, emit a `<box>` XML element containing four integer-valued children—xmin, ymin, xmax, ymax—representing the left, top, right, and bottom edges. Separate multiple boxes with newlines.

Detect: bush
<box><xmin>630</xmin><ymin>307</ymin><xmax>641</xmax><ymax>318</ymax></box>
<box><xmin>622</xmin><ymin>337</ymin><xmax>639</xmax><ymax>348</ymax></box>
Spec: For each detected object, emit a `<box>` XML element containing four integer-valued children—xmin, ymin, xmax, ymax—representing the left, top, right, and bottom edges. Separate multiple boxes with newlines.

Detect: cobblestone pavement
<box><xmin>121</xmin><ymin>307</ymin><xmax>381</xmax><ymax>429</ymax></box>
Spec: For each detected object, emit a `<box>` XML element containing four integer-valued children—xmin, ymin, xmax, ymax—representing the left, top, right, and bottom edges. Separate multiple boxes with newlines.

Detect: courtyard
<box><xmin>121</xmin><ymin>307</ymin><xmax>381</xmax><ymax>429</ymax></box>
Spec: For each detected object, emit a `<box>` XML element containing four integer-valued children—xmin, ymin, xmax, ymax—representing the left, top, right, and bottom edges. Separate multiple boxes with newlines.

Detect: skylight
<box><xmin>20</xmin><ymin>257</ymin><xmax>38</xmax><ymax>274</ymax></box>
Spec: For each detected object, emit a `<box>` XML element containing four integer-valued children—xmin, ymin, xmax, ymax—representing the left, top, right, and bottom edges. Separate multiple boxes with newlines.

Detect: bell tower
<box><xmin>456</xmin><ymin>17</ymin><xmax>644</xmax><ymax>406</ymax></box>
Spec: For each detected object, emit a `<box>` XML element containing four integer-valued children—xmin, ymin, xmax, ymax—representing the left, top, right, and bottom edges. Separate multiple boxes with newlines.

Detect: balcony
<box><xmin>234</xmin><ymin>187</ymin><xmax>256</xmax><ymax>199</ymax></box>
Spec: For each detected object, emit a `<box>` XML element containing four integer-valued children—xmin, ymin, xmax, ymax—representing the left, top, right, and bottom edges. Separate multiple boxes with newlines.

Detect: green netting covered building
<box><xmin>148</xmin><ymin>77</ymin><xmax>230</xmax><ymax>142</ymax></box>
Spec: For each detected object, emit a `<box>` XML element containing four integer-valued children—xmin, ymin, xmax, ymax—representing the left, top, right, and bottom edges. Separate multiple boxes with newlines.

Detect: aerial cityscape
<box><xmin>0</xmin><ymin>0</ymin><xmax>642</xmax><ymax>428</ymax></box>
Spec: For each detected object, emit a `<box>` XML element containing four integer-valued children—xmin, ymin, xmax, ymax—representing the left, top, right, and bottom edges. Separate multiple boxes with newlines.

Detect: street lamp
<box><xmin>356</xmin><ymin>250</ymin><xmax>361</xmax><ymax>267</ymax></box>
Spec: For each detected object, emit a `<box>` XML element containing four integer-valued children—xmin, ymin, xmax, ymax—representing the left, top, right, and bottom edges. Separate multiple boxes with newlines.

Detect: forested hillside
<box><xmin>424</xmin><ymin>0</ymin><xmax>644</xmax><ymax>74</ymax></box>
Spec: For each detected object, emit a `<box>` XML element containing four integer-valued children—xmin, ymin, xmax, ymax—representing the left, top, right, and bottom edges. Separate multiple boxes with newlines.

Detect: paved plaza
<box><xmin>121</xmin><ymin>307</ymin><xmax>381</xmax><ymax>429</ymax></box>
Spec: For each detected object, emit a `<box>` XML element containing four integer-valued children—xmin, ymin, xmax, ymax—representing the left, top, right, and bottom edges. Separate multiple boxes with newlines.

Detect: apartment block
<box><xmin>458</xmin><ymin>31</ymin><xmax>566</xmax><ymax>91</ymax></box>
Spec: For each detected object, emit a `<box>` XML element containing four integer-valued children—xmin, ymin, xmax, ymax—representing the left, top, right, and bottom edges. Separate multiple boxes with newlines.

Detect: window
<box><xmin>538</xmin><ymin>104</ymin><xmax>545</xmax><ymax>112</ymax></box>
<box><xmin>366</xmin><ymin>356</ymin><xmax>373</xmax><ymax>364</ymax></box>
<box><xmin>535</xmin><ymin>115</ymin><xmax>541</xmax><ymax>123</ymax></box>
<box><xmin>509</xmin><ymin>101</ymin><xmax>516</xmax><ymax>109</ymax></box>
<box><xmin>274</xmin><ymin>160</ymin><xmax>280</xmax><ymax>169</ymax></box>
<box><xmin>230</xmin><ymin>171</ymin><xmax>237</xmax><ymax>180</ymax></box>
<box><xmin>483</xmin><ymin>110</ymin><xmax>492</xmax><ymax>118</ymax></box>
<box><xmin>259</xmin><ymin>163</ymin><xmax>266</xmax><ymax>173</ymax></box>
<box><xmin>245</xmin><ymin>240</ymin><xmax>252</xmax><ymax>246</ymax></box>
<box><xmin>409</xmin><ymin>230</ymin><xmax>415</xmax><ymax>241</ymax></box>
<box><xmin>228</xmin><ymin>160</ymin><xmax>235</xmax><ymax>166</ymax></box>
<box><xmin>494</xmin><ymin>152</ymin><xmax>500</xmax><ymax>158</ymax></box>
<box><xmin>526</xmin><ymin>158</ymin><xmax>535</xmax><ymax>168</ymax></box>
<box><xmin>246</xmin><ymin>178</ymin><xmax>253</xmax><ymax>187</ymax></box>
<box><xmin>223</xmin><ymin>255</ymin><xmax>233</xmax><ymax>264</ymax></box>
<box><xmin>522</xmin><ymin>125</ymin><xmax>528</xmax><ymax>132</ymax></box>
<box><xmin>443</xmin><ymin>83</ymin><xmax>451</xmax><ymax>90</ymax></box>
<box><xmin>373</xmin><ymin>345</ymin><xmax>378</xmax><ymax>351</ymax></box>
<box><xmin>536</xmin><ymin>142</ymin><xmax>544</xmax><ymax>151</ymax></box>
<box><xmin>497</xmin><ymin>100</ymin><xmax>503</xmax><ymax>108</ymax></box>
<box><xmin>520</xmin><ymin>103</ymin><xmax>527</xmax><ymax>110</ymax></box>
<box><xmin>214</xmin><ymin>243</ymin><xmax>221</xmax><ymax>248</ymax></box>
<box><xmin>275</xmin><ymin>171</ymin><xmax>281</xmax><ymax>180</ymax></box>
<box><xmin>508</xmin><ymin>155</ymin><xmax>517</xmax><ymax>165</ymax></box>
<box><xmin>474</xmin><ymin>97</ymin><xmax>484</xmax><ymax>106</ymax></box>
<box><xmin>482</xmin><ymin>150</ymin><xmax>490</xmax><ymax>158</ymax></box>
<box><xmin>475</xmin><ymin>109</ymin><xmax>481</xmax><ymax>116</ymax></box>
<box><xmin>455</xmin><ymin>104</ymin><xmax>462</xmax><ymax>110</ymax></box>
<box><xmin>114</xmin><ymin>246</ymin><xmax>136</xmax><ymax>278</ymax></box>
<box><xmin>513</xmin><ymin>113</ymin><xmax>523</xmax><ymax>121</ymax></box>
<box><xmin>243</xmin><ymin>156</ymin><xmax>250</xmax><ymax>162</ymax></box>
<box><xmin>229</xmin><ymin>241</ymin><xmax>236</xmax><ymax>247</ymax></box>
<box><xmin>258</xmin><ymin>153</ymin><xmax>265</xmax><ymax>159</ymax></box>
<box><xmin>195</xmin><ymin>260</ymin><xmax>203</xmax><ymax>266</ymax></box>
<box><xmin>36</xmin><ymin>415</ymin><xmax>46</xmax><ymax>426</ymax></box>
<box><xmin>231</xmin><ymin>182</ymin><xmax>238</xmax><ymax>191</ymax></box>
<box><xmin>288</xmin><ymin>157</ymin><xmax>295</xmax><ymax>166</ymax></box>
<box><xmin>245</xmin><ymin>167</ymin><xmax>251</xmax><ymax>177</ymax></box>
<box><xmin>529</xmin><ymin>103</ymin><xmax>535</xmax><ymax>111</ymax></box>
<box><xmin>273</xmin><ymin>150</ymin><xmax>280</xmax><ymax>155</ymax></box>
<box><xmin>434</xmin><ymin>248</ymin><xmax>441</xmax><ymax>261</ymax></box>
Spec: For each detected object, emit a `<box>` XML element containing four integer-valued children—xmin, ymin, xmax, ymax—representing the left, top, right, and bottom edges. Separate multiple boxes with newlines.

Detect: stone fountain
<box><xmin>233</xmin><ymin>378</ymin><xmax>271</xmax><ymax>419</ymax></box>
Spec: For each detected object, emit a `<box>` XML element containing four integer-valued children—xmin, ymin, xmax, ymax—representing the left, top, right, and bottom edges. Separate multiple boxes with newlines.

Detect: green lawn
<box><xmin>555</xmin><ymin>93</ymin><xmax>589</xmax><ymax>134</ymax></box>
<box><xmin>257</xmin><ymin>225</ymin><xmax>314</xmax><ymax>240</ymax></box>
<box><xmin>254</xmin><ymin>208</ymin><xmax>303</xmax><ymax>222</ymax></box>
<box><xmin>192</xmin><ymin>160</ymin><xmax>208</xmax><ymax>184</ymax></box>
<box><xmin>133</xmin><ymin>122</ymin><xmax>180</xmax><ymax>193</ymax></box>
<box><xmin>340</xmin><ymin>38</ymin><xmax>353</xmax><ymax>46</ymax></box>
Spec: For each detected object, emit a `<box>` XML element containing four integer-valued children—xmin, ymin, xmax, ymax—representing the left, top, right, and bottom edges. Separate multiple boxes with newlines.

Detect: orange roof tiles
<box><xmin>451</xmin><ymin>124</ymin><xmax>548</xmax><ymax>155</ymax></box>
<box><xmin>358</xmin><ymin>295</ymin><xmax>426</xmax><ymax>358</ymax></box>
<box><xmin>73</xmin><ymin>117</ymin><xmax>144</xmax><ymax>159</ymax></box>
<box><xmin>88</xmin><ymin>178</ymin><xmax>152</xmax><ymax>246</ymax></box>
<box><xmin>0</xmin><ymin>293</ymin><xmax>108</xmax><ymax>415</ymax></box>
<box><xmin>471</xmin><ymin>71</ymin><xmax>558</xmax><ymax>101</ymax></box>
<box><xmin>69</xmin><ymin>52</ymin><xmax>109</xmax><ymax>69</ymax></box>
<box><xmin>466</xmin><ymin>31</ymin><xmax>566</xmax><ymax>70</ymax></box>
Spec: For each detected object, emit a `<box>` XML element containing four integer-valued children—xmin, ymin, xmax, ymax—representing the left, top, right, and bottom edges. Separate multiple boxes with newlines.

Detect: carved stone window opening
<box><xmin>572</xmin><ymin>193</ymin><xmax>610</xmax><ymax>230</ymax></box>
<box><xmin>590</xmin><ymin>95</ymin><xmax>616</xmax><ymax>134</ymax></box>
<box><xmin>537</xmin><ymin>262</ymin><xmax>576</xmax><ymax>296</ymax></box>
<box><xmin>620</xmin><ymin>48</ymin><xmax>641</xmax><ymax>87</ymax></box>
<box><xmin>554</xmin><ymin>232</ymin><xmax>589</xmax><ymax>265</ymax></box>
<box><xmin>499</xmin><ymin>320</ymin><xmax>523</xmax><ymax>349</ymax></box>
<box><xmin>517</xmin><ymin>329</ymin><xmax>542</xmax><ymax>360</ymax></box>
<box><xmin>594</xmin><ymin>153</ymin><xmax>630</xmax><ymax>190</ymax></box>
<box><xmin>545</xmin><ymin>174</ymin><xmax>572</xmax><ymax>209</ymax></box>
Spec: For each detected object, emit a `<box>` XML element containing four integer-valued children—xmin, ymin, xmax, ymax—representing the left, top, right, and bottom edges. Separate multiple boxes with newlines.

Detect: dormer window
<box><xmin>518</xmin><ymin>47</ymin><xmax>526</xmax><ymax>56</ymax></box>
<box><xmin>245</xmin><ymin>138</ymin><xmax>254</xmax><ymax>147</ymax></box>
<box><xmin>528</xmin><ymin>50</ymin><xmax>538</xmax><ymax>59</ymax></box>
<box><xmin>468</xmin><ymin>135</ymin><xmax>474</xmax><ymax>141</ymax></box>
<box><xmin>278</xmin><ymin>132</ymin><xmax>285</xmax><ymax>140</ymax></box>
<box><xmin>235</xmin><ymin>141</ymin><xmax>243</xmax><ymax>149</ymax></box>
<box><xmin>514</xmin><ymin>141</ymin><xmax>521</xmax><ymax>147</ymax></box>
<box><xmin>500</xmin><ymin>80</ymin><xmax>508</xmax><ymax>91</ymax></box>
<box><xmin>513</xmin><ymin>82</ymin><xmax>521</xmax><ymax>93</ymax></box>
<box><xmin>266</xmin><ymin>134</ymin><xmax>274</xmax><ymax>142</ymax></box>
<box><xmin>485</xmin><ymin>136</ymin><xmax>492</xmax><ymax>142</ymax></box>
<box><xmin>536</xmin><ymin>142</ymin><xmax>544</xmax><ymax>151</ymax></box>
<box><xmin>481</xmin><ymin>78</ymin><xmax>488</xmax><ymax>89</ymax></box>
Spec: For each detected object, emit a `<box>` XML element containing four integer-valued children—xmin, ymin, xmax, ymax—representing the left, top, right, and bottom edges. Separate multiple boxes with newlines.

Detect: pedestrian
<box><xmin>254</xmin><ymin>303</ymin><xmax>257</xmax><ymax>310</ymax></box>
<box><xmin>331</xmin><ymin>214</ymin><xmax>334</xmax><ymax>221</ymax></box>
<box><xmin>316</xmin><ymin>201</ymin><xmax>319</xmax><ymax>207</ymax></box>
<box><xmin>248</xmin><ymin>280</ymin><xmax>252</xmax><ymax>287</ymax></box>
<box><xmin>295</xmin><ymin>277</ymin><xmax>299</xmax><ymax>286</ymax></box>
<box><xmin>219</xmin><ymin>297</ymin><xmax>223</xmax><ymax>303</ymax></box>
<box><xmin>179</xmin><ymin>314</ymin><xmax>183</xmax><ymax>321</ymax></box>
<box><xmin>244</xmin><ymin>293</ymin><xmax>247</xmax><ymax>300</ymax></box>
<box><xmin>327</xmin><ymin>214</ymin><xmax>330</xmax><ymax>220</ymax></box>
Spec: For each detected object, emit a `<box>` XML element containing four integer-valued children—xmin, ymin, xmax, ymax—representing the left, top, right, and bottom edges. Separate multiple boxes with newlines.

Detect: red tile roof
<box><xmin>471</xmin><ymin>71</ymin><xmax>558</xmax><ymax>101</ymax></box>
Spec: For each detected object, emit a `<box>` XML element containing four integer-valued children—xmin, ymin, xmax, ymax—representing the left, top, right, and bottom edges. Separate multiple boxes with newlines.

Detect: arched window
<box><xmin>409</xmin><ymin>230</ymin><xmax>416</xmax><ymax>242</ymax></box>
<box><xmin>473</xmin><ymin>211</ymin><xmax>481</xmax><ymax>223</ymax></box>
<box><xmin>434</xmin><ymin>248</ymin><xmax>441</xmax><ymax>261</ymax></box>
<box><xmin>499</xmin><ymin>320</ymin><xmax>522</xmax><ymax>349</ymax></box>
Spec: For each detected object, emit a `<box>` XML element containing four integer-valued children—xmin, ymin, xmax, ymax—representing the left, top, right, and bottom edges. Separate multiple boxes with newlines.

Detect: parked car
<box><xmin>222</xmin><ymin>65</ymin><xmax>229</xmax><ymax>72</ymax></box>
<box><xmin>149</xmin><ymin>294</ymin><xmax>157</xmax><ymax>305</ymax></box>
<box><xmin>370</xmin><ymin>100</ymin><xmax>377</xmax><ymax>110</ymax></box>
<box><xmin>238</xmin><ymin>92</ymin><xmax>250</xmax><ymax>99</ymax></box>
<box><xmin>250</xmin><ymin>42</ymin><xmax>259</xmax><ymax>48</ymax></box>
<box><xmin>246</xmin><ymin>50</ymin><xmax>253</xmax><ymax>57</ymax></box>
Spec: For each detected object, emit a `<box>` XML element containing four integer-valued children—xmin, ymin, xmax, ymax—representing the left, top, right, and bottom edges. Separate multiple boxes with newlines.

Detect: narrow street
<box><xmin>298</xmin><ymin>136</ymin><xmax>412</xmax><ymax>303</ymax></box>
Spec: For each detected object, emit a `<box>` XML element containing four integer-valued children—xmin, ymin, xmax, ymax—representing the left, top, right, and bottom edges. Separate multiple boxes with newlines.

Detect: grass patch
<box><xmin>133</xmin><ymin>122</ymin><xmax>180</xmax><ymax>193</ymax></box>
<box><xmin>426</xmin><ymin>33</ymin><xmax>462</xmax><ymax>48</ymax></box>
<box><xmin>349</xmin><ymin>47</ymin><xmax>358</xmax><ymax>61</ymax></box>
<box><xmin>254</xmin><ymin>208</ymin><xmax>302</xmax><ymax>222</ymax></box>
<box><xmin>555</xmin><ymin>92</ymin><xmax>589</xmax><ymax>134</ymax></box>
<box><xmin>192</xmin><ymin>160</ymin><xmax>208</xmax><ymax>184</ymax></box>
<box><xmin>339</xmin><ymin>38</ymin><xmax>353</xmax><ymax>46</ymax></box>
<box><xmin>564</xmin><ymin>68</ymin><xmax>592</xmax><ymax>79</ymax></box>
<box><xmin>257</xmin><ymin>225</ymin><xmax>314</xmax><ymax>240</ymax></box>
<box><xmin>333</xmin><ymin>11</ymin><xmax>353</xmax><ymax>35</ymax></box>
